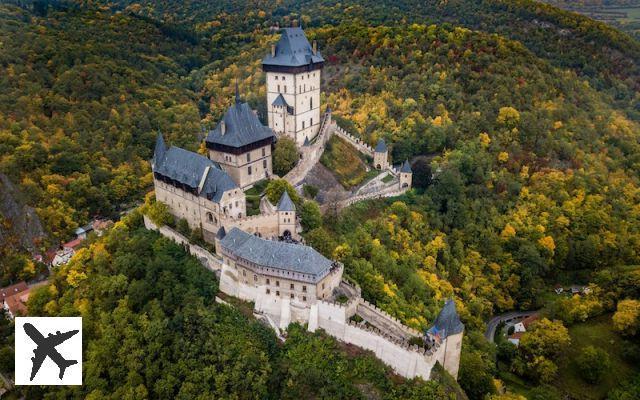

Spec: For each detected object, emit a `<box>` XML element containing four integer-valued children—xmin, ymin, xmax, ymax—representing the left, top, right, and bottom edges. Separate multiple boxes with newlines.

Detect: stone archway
<box><xmin>402</xmin><ymin>182</ymin><xmax>409</xmax><ymax>188</ymax></box>
<box><xmin>376</xmin><ymin>164</ymin><xmax>381</xmax><ymax>170</ymax></box>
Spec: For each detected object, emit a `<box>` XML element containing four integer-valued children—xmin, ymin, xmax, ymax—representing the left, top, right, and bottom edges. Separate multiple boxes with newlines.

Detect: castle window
<box><xmin>284</xmin><ymin>86</ymin><xmax>287</xmax><ymax>93</ymax></box>
<box><xmin>282</xmin><ymin>76</ymin><xmax>285</xmax><ymax>80</ymax></box>
<box><xmin>262</xmin><ymin>148</ymin><xmax>266</xmax><ymax>156</ymax></box>
<box><xmin>248</xmin><ymin>166</ymin><xmax>252</xmax><ymax>175</ymax></box>
<box><xmin>247</xmin><ymin>153</ymin><xmax>251</xmax><ymax>162</ymax></box>
<box><xmin>275</xmin><ymin>76</ymin><xmax>278</xmax><ymax>80</ymax></box>
<box><xmin>242</xmin><ymin>270</ymin><xmax>246</xmax><ymax>277</ymax></box>
<box><xmin>254</xmin><ymin>274</ymin><xmax>257</xmax><ymax>282</ymax></box>
<box><xmin>266</xmin><ymin>278</ymin><xmax>270</xmax><ymax>284</ymax></box>
<box><xmin>302</xmin><ymin>285</ymin><xmax>307</xmax><ymax>293</ymax></box>
<box><xmin>322</xmin><ymin>283</ymin><xmax>325</xmax><ymax>289</ymax></box>
<box><xmin>290</xmin><ymin>283</ymin><xmax>294</xmax><ymax>290</ymax></box>
<box><xmin>277</xmin><ymin>84</ymin><xmax>280</xmax><ymax>92</ymax></box>
<box><xmin>290</xmin><ymin>293</ymin><xmax>294</xmax><ymax>299</ymax></box>
<box><xmin>303</xmin><ymin>296</ymin><xmax>307</xmax><ymax>301</ymax></box>
<box><xmin>263</xmin><ymin>159</ymin><xmax>267</xmax><ymax>169</ymax></box>
<box><xmin>235</xmin><ymin>201</ymin><xmax>238</xmax><ymax>207</ymax></box>
<box><xmin>310</xmin><ymin>98</ymin><xmax>312</xmax><ymax>110</ymax></box>
<box><xmin>266</xmin><ymin>289</ymin><xmax>270</xmax><ymax>294</ymax></box>
<box><xmin>276</xmin><ymin>291</ymin><xmax>280</xmax><ymax>297</ymax></box>
<box><xmin>276</xmin><ymin>281</ymin><xmax>279</xmax><ymax>287</ymax></box>
<box><xmin>310</xmin><ymin>118</ymin><xmax>313</xmax><ymax>126</ymax></box>
<box><xmin>302</xmin><ymin>121</ymin><xmax>305</xmax><ymax>129</ymax></box>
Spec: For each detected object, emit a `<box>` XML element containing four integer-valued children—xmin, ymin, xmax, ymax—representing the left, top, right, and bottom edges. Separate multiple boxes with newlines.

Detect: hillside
<box><xmin>0</xmin><ymin>0</ymin><xmax>639</xmax><ymax>399</ymax></box>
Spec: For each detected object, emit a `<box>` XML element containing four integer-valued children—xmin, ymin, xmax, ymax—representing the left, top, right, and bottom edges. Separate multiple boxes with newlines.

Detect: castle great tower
<box><xmin>262</xmin><ymin>27</ymin><xmax>324</xmax><ymax>146</ymax></box>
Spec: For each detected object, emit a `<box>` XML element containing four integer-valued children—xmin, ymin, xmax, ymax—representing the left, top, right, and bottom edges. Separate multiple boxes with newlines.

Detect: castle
<box><xmin>149</xmin><ymin>26</ymin><xmax>462</xmax><ymax>381</ymax></box>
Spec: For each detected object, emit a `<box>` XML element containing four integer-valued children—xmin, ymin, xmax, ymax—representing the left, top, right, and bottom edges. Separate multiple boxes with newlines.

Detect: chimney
<box><xmin>271</xmin><ymin>44</ymin><xmax>276</xmax><ymax>57</ymax></box>
<box><xmin>312</xmin><ymin>40</ymin><xmax>317</xmax><ymax>55</ymax></box>
<box><xmin>220</xmin><ymin>121</ymin><xmax>226</xmax><ymax>136</ymax></box>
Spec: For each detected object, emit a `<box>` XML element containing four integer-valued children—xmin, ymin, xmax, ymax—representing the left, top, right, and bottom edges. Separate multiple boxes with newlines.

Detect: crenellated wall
<box><xmin>332</xmin><ymin>125</ymin><xmax>375</xmax><ymax>157</ymax></box>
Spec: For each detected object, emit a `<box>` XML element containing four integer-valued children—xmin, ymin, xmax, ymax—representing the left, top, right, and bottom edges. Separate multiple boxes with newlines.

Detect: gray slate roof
<box><xmin>220</xmin><ymin>227</ymin><xmax>333</xmax><ymax>278</ymax></box>
<box><xmin>262</xmin><ymin>27</ymin><xmax>324</xmax><ymax>67</ymax></box>
<box><xmin>153</xmin><ymin>135</ymin><xmax>238</xmax><ymax>203</ymax></box>
<box><xmin>272</xmin><ymin>93</ymin><xmax>289</xmax><ymax>107</ymax></box>
<box><xmin>375</xmin><ymin>139</ymin><xmax>387</xmax><ymax>153</ymax></box>
<box><xmin>277</xmin><ymin>190</ymin><xmax>296</xmax><ymax>211</ymax></box>
<box><xmin>206</xmin><ymin>102</ymin><xmax>275</xmax><ymax>148</ymax></box>
<box><xmin>427</xmin><ymin>299</ymin><xmax>464</xmax><ymax>338</ymax></box>
<box><xmin>400</xmin><ymin>160</ymin><xmax>412</xmax><ymax>173</ymax></box>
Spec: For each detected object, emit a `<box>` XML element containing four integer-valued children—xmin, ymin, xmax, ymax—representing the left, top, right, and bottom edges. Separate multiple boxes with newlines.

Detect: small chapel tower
<box><xmin>277</xmin><ymin>190</ymin><xmax>297</xmax><ymax>239</ymax></box>
<box><xmin>399</xmin><ymin>160</ymin><xmax>412</xmax><ymax>189</ymax></box>
<box><xmin>263</xmin><ymin>26</ymin><xmax>324</xmax><ymax>146</ymax></box>
<box><xmin>373</xmin><ymin>139</ymin><xmax>389</xmax><ymax>170</ymax></box>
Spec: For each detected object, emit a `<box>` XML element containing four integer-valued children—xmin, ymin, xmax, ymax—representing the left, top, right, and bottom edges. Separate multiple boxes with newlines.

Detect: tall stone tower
<box><xmin>263</xmin><ymin>27</ymin><xmax>324</xmax><ymax>146</ymax></box>
<box><xmin>426</xmin><ymin>299</ymin><xmax>464</xmax><ymax>379</ymax></box>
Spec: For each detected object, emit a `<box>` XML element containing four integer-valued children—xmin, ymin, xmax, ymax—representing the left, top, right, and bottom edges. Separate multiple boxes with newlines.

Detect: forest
<box><xmin>0</xmin><ymin>0</ymin><xmax>639</xmax><ymax>398</ymax></box>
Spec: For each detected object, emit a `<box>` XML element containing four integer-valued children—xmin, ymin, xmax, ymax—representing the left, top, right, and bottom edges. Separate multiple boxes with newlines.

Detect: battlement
<box><xmin>333</xmin><ymin>125</ymin><xmax>375</xmax><ymax>157</ymax></box>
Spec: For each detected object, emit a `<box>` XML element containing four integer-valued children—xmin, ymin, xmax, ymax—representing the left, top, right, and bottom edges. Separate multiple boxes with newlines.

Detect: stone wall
<box><xmin>332</xmin><ymin>125</ymin><xmax>375</xmax><ymax>157</ymax></box>
<box><xmin>283</xmin><ymin>111</ymin><xmax>333</xmax><ymax>187</ymax></box>
<box><xmin>308</xmin><ymin>298</ymin><xmax>444</xmax><ymax>380</ymax></box>
<box><xmin>357</xmin><ymin>299</ymin><xmax>422</xmax><ymax>340</ymax></box>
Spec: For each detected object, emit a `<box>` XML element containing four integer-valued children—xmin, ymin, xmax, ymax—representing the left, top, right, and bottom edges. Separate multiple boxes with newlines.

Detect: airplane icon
<box><xmin>23</xmin><ymin>323</ymin><xmax>79</xmax><ymax>381</ymax></box>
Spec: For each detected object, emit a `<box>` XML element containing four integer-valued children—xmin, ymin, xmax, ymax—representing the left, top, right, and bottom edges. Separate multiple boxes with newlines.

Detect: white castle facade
<box><xmin>149</xmin><ymin>26</ymin><xmax>461</xmax><ymax>381</ymax></box>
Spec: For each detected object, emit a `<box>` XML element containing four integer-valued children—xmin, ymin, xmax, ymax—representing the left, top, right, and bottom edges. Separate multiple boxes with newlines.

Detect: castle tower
<box><xmin>426</xmin><ymin>299</ymin><xmax>464</xmax><ymax>379</ymax></box>
<box><xmin>276</xmin><ymin>190</ymin><xmax>296</xmax><ymax>239</ymax></box>
<box><xmin>373</xmin><ymin>139</ymin><xmax>389</xmax><ymax>170</ymax></box>
<box><xmin>263</xmin><ymin>27</ymin><xmax>324</xmax><ymax>146</ymax></box>
<box><xmin>399</xmin><ymin>159</ymin><xmax>412</xmax><ymax>189</ymax></box>
<box><xmin>205</xmin><ymin>88</ymin><xmax>276</xmax><ymax>189</ymax></box>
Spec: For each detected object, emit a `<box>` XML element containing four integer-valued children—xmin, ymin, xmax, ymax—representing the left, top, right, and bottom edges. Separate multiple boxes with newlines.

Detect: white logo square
<box><xmin>14</xmin><ymin>317</ymin><xmax>82</xmax><ymax>385</ymax></box>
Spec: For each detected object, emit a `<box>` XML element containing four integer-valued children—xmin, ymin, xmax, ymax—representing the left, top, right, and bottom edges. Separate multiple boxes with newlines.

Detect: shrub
<box><xmin>576</xmin><ymin>346</ymin><xmax>610</xmax><ymax>383</ymax></box>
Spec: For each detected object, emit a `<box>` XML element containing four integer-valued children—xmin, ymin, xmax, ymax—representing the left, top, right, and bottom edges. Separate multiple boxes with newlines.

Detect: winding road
<box><xmin>484</xmin><ymin>311</ymin><xmax>539</xmax><ymax>342</ymax></box>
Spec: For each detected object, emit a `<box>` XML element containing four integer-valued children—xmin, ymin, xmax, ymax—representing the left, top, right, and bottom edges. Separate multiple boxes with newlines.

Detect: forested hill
<box><xmin>68</xmin><ymin>0</ymin><xmax>640</xmax><ymax>119</ymax></box>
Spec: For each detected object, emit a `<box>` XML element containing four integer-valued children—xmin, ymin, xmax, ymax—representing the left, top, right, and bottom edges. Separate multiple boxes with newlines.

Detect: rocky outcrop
<box><xmin>0</xmin><ymin>173</ymin><xmax>46</xmax><ymax>252</ymax></box>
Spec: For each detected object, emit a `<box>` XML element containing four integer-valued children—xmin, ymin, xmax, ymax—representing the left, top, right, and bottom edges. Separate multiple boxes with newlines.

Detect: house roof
<box><xmin>427</xmin><ymin>299</ymin><xmax>464</xmax><ymax>338</ymax></box>
<box><xmin>262</xmin><ymin>27</ymin><xmax>324</xmax><ymax>68</ymax></box>
<box><xmin>375</xmin><ymin>139</ymin><xmax>387</xmax><ymax>153</ymax></box>
<box><xmin>63</xmin><ymin>237</ymin><xmax>84</xmax><ymax>250</ymax></box>
<box><xmin>206</xmin><ymin>101</ymin><xmax>275</xmax><ymax>148</ymax></box>
<box><xmin>277</xmin><ymin>190</ymin><xmax>296</xmax><ymax>212</ymax></box>
<box><xmin>153</xmin><ymin>136</ymin><xmax>238</xmax><ymax>203</ymax></box>
<box><xmin>521</xmin><ymin>314</ymin><xmax>539</xmax><ymax>329</ymax></box>
<box><xmin>1</xmin><ymin>282</ymin><xmax>28</xmax><ymax>300</ymax></box>
<box><xmin>219</xmin><ymin>227</ymin><xmax>334</xmax><ymax>279</ymax></box>
<box><xmin>400</xmin><ymin>159</ymin><xmax>412</xmax><ymax>173</ymax></box>
<box><xmin>509</xmin><ymin>332</ymin><xmax>524</xmax><ymax>340</ymax></box>
<box><xmin>5</xmin><ymin>290</ymin><xmax>30</xmax><ymax>316</ymax></box>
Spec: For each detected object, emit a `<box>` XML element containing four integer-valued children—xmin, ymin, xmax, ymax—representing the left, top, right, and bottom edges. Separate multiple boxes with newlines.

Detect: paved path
<box><xmin>484</xmin><ymin>311</ymin><xmax>539</xmax><ymax>342</ymax></box>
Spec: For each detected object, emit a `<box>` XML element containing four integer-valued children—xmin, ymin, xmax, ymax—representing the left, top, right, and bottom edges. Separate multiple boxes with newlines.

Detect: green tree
<box><xmin>576</xmin><ymin>346</ymin><xmax>610</xmax><ymax>383</ymax></box>
<box><xmin>300</xmin><ymin>201</ymin><xmax>322</xmax><ymax>231</ymax></box>
<box><xmin>613</xmin><ymin>299</ymin><xmax>640</xmax><ymax>337</ymax></box>
<box><xmin>272</xmin><ymin>137</ymin><xmax>298</xmax><ymax>176</ymax></box>
<box><xmin>265</xmin><ymin>179</ymin><xmax>300</xmax><ymax>206</ymax></box>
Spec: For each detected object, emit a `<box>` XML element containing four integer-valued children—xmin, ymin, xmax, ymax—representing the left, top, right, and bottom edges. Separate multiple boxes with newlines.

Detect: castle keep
<box><xmin>148</xmin><ymin>26</ymin><xmax>458</xmax><ymax>381</ymax></box>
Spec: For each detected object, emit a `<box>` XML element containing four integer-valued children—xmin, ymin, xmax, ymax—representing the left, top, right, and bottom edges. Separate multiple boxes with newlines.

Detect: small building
<box><xmin>1</xmin><ymin>281</ymin><xmax>33</xmax><ymax>319</ymax></box>
<box><xmin>399</xmin><ymin>160</ymin><xmax>413</xmax><ymax>189</ymax></box>
<box><xmin>508</xmin><ymin>332</ymin><xmax>523</xmax><ymax>346</ymax></box>
<box><xmin>373</xmin><ymin>139</ymin><xmax>389</xmax><ymax>170</ymax></box>
<box><xmin>513</xmin><ymin>314</ymin><xmax>538</xmax><ymax>333</ymax></box>
<box><xmin>263</xmin><ymin>27</ymin><xmax>324</xmax><ymax>145</ymax></box>
<box><xmin>205</xmin><ymin>90</ymin><xmax>276</xmax><ymax>189</ymax></box>
<box><xmin>74</xmin><ymin>223</ymin><xmax>94</xmax><ymax>240</ymax></box>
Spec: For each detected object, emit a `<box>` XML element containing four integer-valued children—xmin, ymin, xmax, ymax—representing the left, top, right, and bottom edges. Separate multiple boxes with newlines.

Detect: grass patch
<box><xmin>381</xmin><ymin>173</ymin><xmax>394</xmax><ymax>184</ymax></box>
<box><xmin>320</xmin><ymin>135</ymin><xmax>369</xmax><ymax>189</ymax></box>
<box><xmin>245</xmin><ymin>180</ymin><xmax>269</xmax><ymax>216</ymax></box>
<box><xmin>552</xmin><ymin>313</ymin><xmax>637</xmax><ymax>399</ymax></box>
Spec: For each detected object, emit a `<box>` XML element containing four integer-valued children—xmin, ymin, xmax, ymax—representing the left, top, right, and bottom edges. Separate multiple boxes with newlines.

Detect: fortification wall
<box><xmin>308</xmin><ymin>298</ymin><xmax>442</xmax><ymax>380</ymax></box>
<box><xmin>283</xmin><ymin>112</ymin><xmax>333</xmax><ymax>186</ymax></box>
<box><xmin>333</xmin><ymin>126</ymin><xmax>375</xmax><ymax>157</ymax></box>
<box><xmin>357</xmin><ymin>300</ymin><xmax>422</xmax><ymax>340</ymax></box>
<box><xmin>143</xmin><ymin>215</ymin><xmax>222</xmax><ymax>272</ymax></box>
